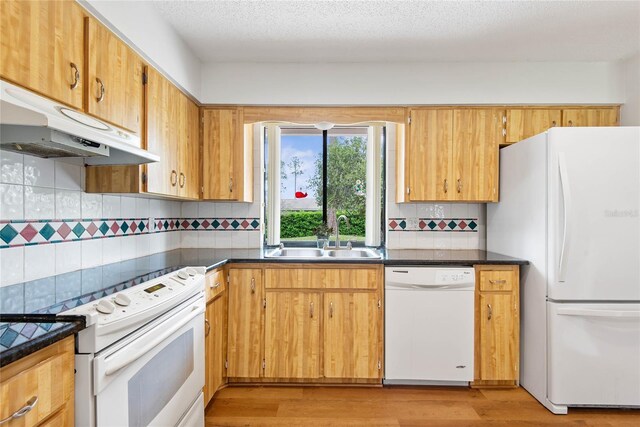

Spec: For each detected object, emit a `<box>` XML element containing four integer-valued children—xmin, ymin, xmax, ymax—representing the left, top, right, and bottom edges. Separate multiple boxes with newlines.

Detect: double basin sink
<box><xmin>264</xmin><ymin>247</ymin><xmax>382</xmax><ymax>259</ymax></box>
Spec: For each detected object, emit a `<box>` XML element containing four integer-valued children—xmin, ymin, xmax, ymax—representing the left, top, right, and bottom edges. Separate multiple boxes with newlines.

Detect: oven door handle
<box><xmin>103</xmin><ymin>305</ymin><xmax>203</xmax><ymax>376</ymax></box>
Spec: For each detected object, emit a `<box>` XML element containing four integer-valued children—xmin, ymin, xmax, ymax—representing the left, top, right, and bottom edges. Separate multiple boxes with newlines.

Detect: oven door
<box><xmin>93</xmin><ymin>295</ymin><xmax>205</xmax><ymax>427</ymax></box>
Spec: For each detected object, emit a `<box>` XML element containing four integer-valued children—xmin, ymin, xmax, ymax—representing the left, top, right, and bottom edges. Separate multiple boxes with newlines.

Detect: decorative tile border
<box><xmin>388</xmin><ymin>218</ymin><xmax>478</xmax><ymax>232</ymax></box>
<box><xmin>179</xmin><ymin>218</ymin><xmax>260</xmax><ymax>231</ymax></box>
<box><xmin>0</xmin><ymin>217</ymin><xmax>261</xmax><ymax>248</ymax></box>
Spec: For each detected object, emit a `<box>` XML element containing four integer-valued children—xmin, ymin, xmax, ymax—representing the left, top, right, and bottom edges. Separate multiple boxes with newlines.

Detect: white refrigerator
<box><xmin>487</xmin><ymin>127</ymin><xmax>640</xmax><ymax>414</ymax></box>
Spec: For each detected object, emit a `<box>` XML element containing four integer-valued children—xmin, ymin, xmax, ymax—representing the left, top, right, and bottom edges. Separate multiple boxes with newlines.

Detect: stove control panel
<box><xmin>60</xmin><ymin>267</ymin><xmax>206</xmax><ymax>326</ymax></box>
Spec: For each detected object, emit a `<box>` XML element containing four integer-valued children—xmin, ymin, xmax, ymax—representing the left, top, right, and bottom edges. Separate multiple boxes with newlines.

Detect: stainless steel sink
<box><xmin>325</xmin><ymin>249</ymin><xmax>380</xmax><ymax>259</ymax></box>
<box><xmin>277</xmin><ymin>248</ymin><xmax>323</xmax><ymax>258</ymax></box>
<box><xmin>264</xmin><ymin>247</ymin><xmax>381</xmax><ymax>259</ymax></box>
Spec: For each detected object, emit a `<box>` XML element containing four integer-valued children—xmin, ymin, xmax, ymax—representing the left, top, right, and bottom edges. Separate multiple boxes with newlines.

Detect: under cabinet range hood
<box><xmin>0</xmin><ymin>80</ymin><xmax>159</xmax><ymax>165</ymax></box>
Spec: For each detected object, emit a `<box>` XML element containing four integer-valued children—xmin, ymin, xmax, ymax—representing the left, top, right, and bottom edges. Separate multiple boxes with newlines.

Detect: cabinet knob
<box><xmin>170</xmin><ymin>170</ymin><xmax>178</xmax><ymax>186</ymax></box>
<box><xmin>70</xmin><ymin>62</ymin><xmax>80</xmax><ymax>90</ymax></box>
<box><xmin>551</xmin><ymin>121</ymin><xmax>557</xmax><ymax>127</ymax></box>
<box><xmin>568</xmin><ymin>120</ymin><xmax>573</xmax><ymax>127</ymax></box>
<box><xmin>95</xmin><ymin>77</ymin><xmax>105</xmax><ymax>103</ymax></box>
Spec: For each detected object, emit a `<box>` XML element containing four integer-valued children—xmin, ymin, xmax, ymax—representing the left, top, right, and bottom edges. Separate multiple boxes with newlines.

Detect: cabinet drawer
<box><xmin>265</xmin><ymin>269</ymin><xmax>324</xmax><ymax>289</ymax></box>
<box><xmin>265</xmin><ymin>267</ymin><xmax>380</xmax><ymax>290</ymax></box>
<box><xmin>479</xmin><ymin>270</ymin><xmax>514</xmax><ymax>292</ymax></box>
<box><xmin>206</xmin><ymin>269</ymin><xmax>226</xmax><ymax>302</ymax></box>
<box><xmin>0</xmin><ymin>352</ymin><xmax>71</xmax><ymax>427</ymax></box>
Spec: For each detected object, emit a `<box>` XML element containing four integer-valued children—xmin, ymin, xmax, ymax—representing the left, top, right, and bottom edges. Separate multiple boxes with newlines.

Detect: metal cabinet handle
<box><xmin>70</xmin><ymin>62</ymin><xmax>80</xmax><ymax>90</ymax></box>
<box><xmin>457</xmin><ymin>179</ymin><xmax>462</xmax><ymax>193</ymax></box>
<box><xmin>95</xmin><ymin>77</ymin><xmax>105</xmax><ymax>103</ymax></box>
<box><xmin>250</xmin><ymin>277</ymin><xmax>255</xmax><ymax>294</ymax></box>
<box><xmin>551</xmin><ymin>120</ymin><xmax>557</xmax><ymax>127</ymax></box>
<box><xmin>487</xmin><ymin>304</ymin><xmax>493</xmax><ymax>320</ymax></box>
<box><xmin>204</xmin><ymin>319</ymin><xmax>210</xmax><ymax>337</ymax></box>
<box><xmin>229</xmin><ymin>177</ymin><xmax>233</xmax><ymax>192</ymax></box>
<box><xmin>329</xmin><ymin>302</ymin><xmax>334</xmax><ymax>318</ymax></box>
<box><xmin>0</xmin><ymin>396</ymin><xmax>38</xmax><ymax>424</ymax></box>
<box><xmin>310</xmin><ymin>301</ymin><xmax>314</xmax><ymax>318</ymax></box>
<box><xmin>443</xmin><ymin>179</ymin><xmax>448</xmax><ymax>194</ymax></box>
<box><xmin>179</xmin><ymin>172</ymin><xmax>186</xmax><ymax>188</ymax></box>
<box><xmin>170</xmin><ymin>170</ymin><xmax>177</xmax><ymax>186</ymax></box>
<box><xmin>568</xmin><ymin>120</ymin><xmax>573</xmax><ymax>127</ymax></box>
<box><xmin>210</xmin><ymin>282</ymin><xmax>220</xmax><ymax>289</ymax></box>
<box><xmin>489</xmin><ymin>279</ymin><xmax>507</xmax><ymax>285</ymax></box>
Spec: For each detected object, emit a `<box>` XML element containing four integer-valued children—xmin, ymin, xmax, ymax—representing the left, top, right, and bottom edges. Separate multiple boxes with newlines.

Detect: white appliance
<box><xmin>384</xmin><ymin>267</ymin><xmax>475</xmax><ymax>385</ymax></box>
<box><xmin>0</xmin><ymin>79</ymin><xmax>159</xmax><ymax>165</ymax></box>
<box><xmin>487</xmin><ymin>127</ymin><xmax>640</xmax><ymax>414</ymax></box>
<box><xmin>60</xmin><ymin>267</ymin><xmax>206</xmax><ymax>427</ymax></box>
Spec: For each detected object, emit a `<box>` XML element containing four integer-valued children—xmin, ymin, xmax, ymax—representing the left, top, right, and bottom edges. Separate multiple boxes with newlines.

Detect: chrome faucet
<box><xmin>335</xmin><ymin>215</ymin><xmax>350</xmax><ymax>249</ymax></box>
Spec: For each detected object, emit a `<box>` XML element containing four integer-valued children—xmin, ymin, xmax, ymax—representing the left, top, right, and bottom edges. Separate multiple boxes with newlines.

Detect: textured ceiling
<box><xmin>151</xmin><ymin>0</ymin><xmax>640</xmax><ymax>63</ymax></box>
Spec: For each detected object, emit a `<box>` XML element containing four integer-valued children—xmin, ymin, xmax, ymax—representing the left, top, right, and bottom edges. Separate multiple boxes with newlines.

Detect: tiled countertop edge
<box><xmin>0</xmin><ymin>314</ymin><xmax>85</xmax><ymax>368</ymax></box>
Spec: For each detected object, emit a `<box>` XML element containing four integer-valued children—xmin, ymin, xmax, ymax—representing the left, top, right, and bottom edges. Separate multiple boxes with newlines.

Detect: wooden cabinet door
<box><xmin>227</xmin><ymin>269</ymin><xmax>263</xmax><ymax>378</ymax></box>
<box><xmin>407</xmin><ymin>109</ymin><xmax>454</xmax><ymax>201</ymax></box>
<box><xmin>86</xmin><ymin>17</ymin><xmax>144</xmax><ymax>135</ymax></box>
<box><xmin>204</xmin><ymin>291</ymin><xmax>227</xmax><ymax>405</ymax></box>
<box><xmin>264</xmin><ymin>292</ymin><xmax>321</xmax><ymax>379</ymax></box>
<box><xmin>0</xmin><ymin>0</ymin><xmax>85</xmax><ymax>109</ymax></box>
<box><xmin>505</xmin><ymin>109</ymin><xmax>561</xmax><ymax>143</ymax></box>
<box><xmin>178</xmin><ymin>96</ymin><xmax>201</xmax><ymax>199</ymax></box>
<box><xmin>452</xmin><ymin>109</ymin><xmax>501</xmax><ymax>202</ymax></box>
<box><xmin>323</xmin><ymin>292</ymin><xmax>380</xmax><ymax>379</ymax></box>
<box><xmin>145</xmin><ymin>67</ymin><xmax>177</xmax><ymax>196</ymax></box>
<box><xmin>562</xmin><ymin>108</ymin><xmax>619</xmax><ymax>127</ymax></box>
<box><xmin>203</xmin><ymin>300</ymin><xmax>215</xmax><ymax>404</ymax></box>
<box><xmin>478</xmin><ymin>293</ymin><xmax>518</xmax><ymax>381</ymax></box>
<box><xmin>202</xmin><ymin>108</ymin><xmax>238</xmax><ymax>200</ymax></box>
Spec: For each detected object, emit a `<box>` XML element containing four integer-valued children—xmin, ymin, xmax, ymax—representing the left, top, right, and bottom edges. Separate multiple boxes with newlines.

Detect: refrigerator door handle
<box><xmin>558</xmin><ymin>152</ymin><xmax>572</xmax><ymax>283</ymax></box>
<box><xmin>557</xmin><ymin>307</ymin><xmax>640</xmax><ymax>319</ymax></box>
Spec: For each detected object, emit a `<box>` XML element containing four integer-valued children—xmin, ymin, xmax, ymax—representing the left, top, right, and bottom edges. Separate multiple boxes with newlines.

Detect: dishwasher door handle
<box><xmin>386</xmin><ymin>283</ymin><xmax>475</xmax><ymax>291</ymax></box>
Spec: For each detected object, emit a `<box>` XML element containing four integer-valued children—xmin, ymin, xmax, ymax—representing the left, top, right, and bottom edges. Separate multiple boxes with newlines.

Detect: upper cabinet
<box><xmin>1</xmin><ymin>0</ymin><xmax>85</xmax><ymax>109</ymax></box>
<box><xmin>86</xmin><ymin>67</ymin><xmax>200</xmax><ymax>199</ymax></box>
<box><xmin>562</xmin><ymin>108</ymin><xmax>619</xmax><ymax>127</ymax></box>
<box><xmin>505</xmin><ymin>109</ymin><xmax>561</xmax><ymax>144</ymax></box>
<box><xmin>400</xmin><ymin>108</ymin><xmax>501</xmax><ymax>203</ymax></box>
<box><xmin>145</xmin><ymin>68</ymin><xmax>200</xmax><ymax>198</ymax></box>
<box><xmin>505</xmin><ymin>107</ymin><xmax>619</xmax><ymax>145</ymax></box>
<box><xmin>202</xmin><ymin>108</ymin><xmax>254</xmax><ymax>202</ymax></box>
<box><xmin>85</xmin><ymin>17</ymin><xmax>144</xmax><ymax>136</ymax></box>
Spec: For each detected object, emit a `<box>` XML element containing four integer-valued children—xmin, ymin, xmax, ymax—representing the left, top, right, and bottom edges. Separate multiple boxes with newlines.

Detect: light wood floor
<box><xmin>205</xmin><ymin>385</ymin><xmax>640</xmax><ymax>426</ymax></box>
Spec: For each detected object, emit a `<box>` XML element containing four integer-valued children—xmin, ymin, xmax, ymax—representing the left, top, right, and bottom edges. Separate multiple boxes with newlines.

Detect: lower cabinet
<box><xmin>226</xmin><ymin>268</ymin><xmax>264</xmax><ymax>379</ymax></box>
<box><xmin>473</xmin><ymin>265</ymin><xmax>520</xmax><ymax>387</ymax></box>
<box><xmin>323</xmin><ymin>292</ymin><xmax>380</xmax><ymax>379</ymax></box>
<box><xmin>264</xmin><ymin>292</ymin><xmax>321</xmax><ymax>379</ymax></box>
<box><xmin>204</xmin><ymin>274</ymin><xmax>227</xmax><ymax>405</ymax></box>
<box><xmin>0</xmin><ymin>336</ymin><xmax>74</xmax><ymax>426</ymax></box>
<box><xmin>227</xmin><ymin>264</ymin><xmax>383</xmax><ymax>383</ymax></box>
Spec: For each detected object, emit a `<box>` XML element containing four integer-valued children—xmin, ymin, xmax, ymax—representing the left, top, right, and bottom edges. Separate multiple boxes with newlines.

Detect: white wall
<box><xmin>619</xmin><ymin>54</ymin><xmax>640</xmax><ymax>125</ymax></box>
<box><xmin>200</xmin><ymin>61</ymin><xmax>624</xmax><ymax>105</ymax></box>
<box><xmin>81</xmin><ymin>0</ymin><xmax>202</xmax><ymax>99</ymax></box>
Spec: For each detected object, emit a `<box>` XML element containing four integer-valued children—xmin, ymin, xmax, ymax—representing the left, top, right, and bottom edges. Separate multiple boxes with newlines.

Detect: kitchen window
<box><xmin>264</xmin><ymin>123</ymin><xmax>384</xmax><ymax>247</ymax></box>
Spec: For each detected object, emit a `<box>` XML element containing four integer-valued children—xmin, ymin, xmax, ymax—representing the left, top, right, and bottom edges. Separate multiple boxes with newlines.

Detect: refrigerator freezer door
<box><xmin>548</xmin><ymin>302</ymin><xmax>640</xmax><ymax>407</ymax></box>
<box><xmin>547</xmin><ymin>127</ymin><xmax>640</xmax><ymax>301</ymax></box>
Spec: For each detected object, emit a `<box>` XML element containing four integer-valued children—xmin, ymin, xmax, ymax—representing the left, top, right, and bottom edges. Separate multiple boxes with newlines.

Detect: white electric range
<box><xmin>59</xmin><ymin>266</ymin><xmax>206</xmax><ymax>427</ymax></box>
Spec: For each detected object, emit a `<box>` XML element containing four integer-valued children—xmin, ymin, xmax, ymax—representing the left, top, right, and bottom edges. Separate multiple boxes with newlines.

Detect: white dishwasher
<box><xmin>384</xmin><ymin>266</ymin><xmax>475</xmax><ymax>385</ymax></box>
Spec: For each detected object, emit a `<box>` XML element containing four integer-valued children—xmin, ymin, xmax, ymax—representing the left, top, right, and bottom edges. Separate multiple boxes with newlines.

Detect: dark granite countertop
<box><xmin>0</xmin><ymin>247</ymin><xmax>526</xmax><ymax>366</ymax></box>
